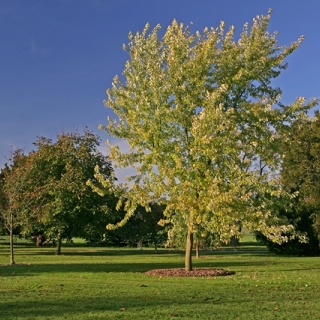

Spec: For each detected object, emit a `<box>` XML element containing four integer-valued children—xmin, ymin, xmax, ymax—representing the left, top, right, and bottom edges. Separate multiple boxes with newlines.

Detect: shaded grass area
<box><xmin>1</xmin><ymin>237</ymin><xmax>319</xmax><ymax>319</ymax></box>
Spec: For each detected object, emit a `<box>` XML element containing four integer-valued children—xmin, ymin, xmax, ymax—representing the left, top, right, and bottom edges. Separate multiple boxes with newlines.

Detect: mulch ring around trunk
<box><xmin>145</xmin><ymin>268</ymin><xmax>235</xmax><ymax>277</ymax></box>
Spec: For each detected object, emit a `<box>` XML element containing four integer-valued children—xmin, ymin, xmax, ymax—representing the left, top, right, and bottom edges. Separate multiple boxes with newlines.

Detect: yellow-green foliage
<box><xmin>96</xmin><ymin>11</ymin><xmax>318</xmax><ymax>248</ymax></box>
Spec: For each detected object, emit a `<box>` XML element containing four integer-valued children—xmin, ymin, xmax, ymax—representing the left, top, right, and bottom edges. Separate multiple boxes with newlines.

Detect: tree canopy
<box><xmin>21</xmin><ymin>129</ymin><xmax>116</xmax><ymax>254</ymax></box>
<box><xmin>282</xmin><ymin>112</ymin><xmax>320</xmax><ymax>212</ymax></box>
<box><xmin>0</xmin><ymin>149</ymin><xmax>44</xmax><ymax>264</ymax></box>
<box><xmin>256</xmin><ymin>113</ymin><xmax>320</xmax><ymax>255</ymax></box>
<box><xmin>96</xmin><ymin>11</ymin><xmax>317</xmax><ymax>270</ymax></box>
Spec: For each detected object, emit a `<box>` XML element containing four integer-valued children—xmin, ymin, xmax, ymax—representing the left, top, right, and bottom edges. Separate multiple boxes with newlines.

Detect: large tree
<box><xmin>281</xmin><ymin>112</ymin><xmax>320</xmax><ymax>224</ymax></box>
<box><xmin>25</xmin><ymin>129</ymin><xmax>116</xmax><ymax>254</ymax></box>
<box><xmin>98</xmin><ymin>11</ymin><xmax>317</xmax><ymax>270</ymax></box>
<box><xmin>271</xmin><ymin>113</ymin><xmax>320</xmax><ymax>254</ymax></box>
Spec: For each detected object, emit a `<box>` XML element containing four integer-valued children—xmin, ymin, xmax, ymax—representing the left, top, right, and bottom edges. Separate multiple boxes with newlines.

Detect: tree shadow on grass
<box><xmin>0</xmin><ymin>256</ymin><xmax>295</xmax><ymax>277</ymax></box>
<box><xmin>1</xmin><ymin>247</ymin><xmax>299</xmax><ymax>278</ymax></box>
<box><xmin>1</xmin><ymin>246</ymin><xmax>269</xmax><ymax>257</ymax></box>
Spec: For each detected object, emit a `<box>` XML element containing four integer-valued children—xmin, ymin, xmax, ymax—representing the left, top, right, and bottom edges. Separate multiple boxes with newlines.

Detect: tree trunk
<box><xmin>154</xmin><ymin>242</ymin><xmax>158</xmax><ymax>253</ymax></box>
<box><xmin>36</xmin><ymin>235</ymin><xmax>43</xmax><ymax>246</ymax></box>
<box><xmin>9</xmin><ymin>227</ymin><xmax>15</xmax><ymax>265</ymax></box>
<box><xmin>55</xmin><ymin>235</ymin><xmax>62</xmax><ymax>255</ymax></box>
<box><xmin>185</xmin><ymin>228</ymin><xmax>193</xmax><ymax>271</ymax></box>
<box><xmin>230</xmin><ymin>236</ymin><xmax>239</xmax><ymax>247</ymax></box>
<box><xmin>196</xmin><ymin>239</ymin><xmax>200</xmax><ymax>258</ymax></box>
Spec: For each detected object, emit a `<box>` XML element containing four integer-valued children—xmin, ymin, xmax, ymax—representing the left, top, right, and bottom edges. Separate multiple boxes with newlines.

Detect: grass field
<box><xmin>1</xmin><ymin>236</ymin><xmax>319</xmax><ymax>319</ymax></box>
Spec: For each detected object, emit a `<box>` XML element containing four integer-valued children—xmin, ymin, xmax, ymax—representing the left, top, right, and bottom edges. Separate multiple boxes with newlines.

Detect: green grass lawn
<box><xmin>0</xmin><ymin>237</ymin><xmax>319</xmax><ymax>319</ymax></box>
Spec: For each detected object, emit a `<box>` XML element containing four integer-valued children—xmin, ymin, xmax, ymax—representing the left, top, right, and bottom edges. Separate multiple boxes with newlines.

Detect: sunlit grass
<box><xmin>0</xmin><ymin>236</ymin><xmax>319</xmax><ymax>319</ymax></box>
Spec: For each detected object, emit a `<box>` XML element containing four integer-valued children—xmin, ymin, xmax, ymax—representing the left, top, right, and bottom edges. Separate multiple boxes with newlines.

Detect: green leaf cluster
<box><xmin>258</xmin><ymin>113</ymin><xmax>320</xmax><ymax>255</ymax></box>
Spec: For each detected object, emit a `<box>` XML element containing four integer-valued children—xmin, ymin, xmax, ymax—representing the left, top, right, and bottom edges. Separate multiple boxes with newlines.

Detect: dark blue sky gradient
<box><xmin>1</xmin><ymin>1</ymin><xmax>319</xmax><ymax>174</ymax></box>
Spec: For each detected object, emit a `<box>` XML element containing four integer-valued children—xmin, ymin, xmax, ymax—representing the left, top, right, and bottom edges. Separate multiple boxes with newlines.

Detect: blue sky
<box><xmin>1</xmin><ymin>0</ymin><xmax>319</xmax><ymax>179</ymax></box>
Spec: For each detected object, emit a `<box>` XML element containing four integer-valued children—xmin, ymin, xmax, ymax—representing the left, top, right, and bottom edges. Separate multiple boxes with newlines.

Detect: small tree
<box><xmin>0</xmin><ymin>150</ymin><xmax>43</xmax><ymax>265</ymax></box>
<box><xmin>98</xmin><ymin>11</ymin><xmax>317</xmax><ymax>270</ymax></box>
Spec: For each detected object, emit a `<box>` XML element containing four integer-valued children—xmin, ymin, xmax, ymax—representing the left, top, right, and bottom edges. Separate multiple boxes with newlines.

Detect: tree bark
<box><xmin>36</xmin><ymin>235</ymin><xmax>43</xmax><ymax>246</ymax></box>
<box><xmin>195</xmin><ymin>239</ymin><xmax>200</xmax><ymax>258</ymax></box>
<box><xmin>185</xmin><ymin>228</ymin><xmax>193</xmax><ymax>271</ymax></box>
<box><xmin>9</xmin><ymin>226</ymin><xmax>15</xmax><ymax>265</ymax></box>
<box><xmin>55</xmin><ymin>234</ymin><xmax>62</xmax><ymax>255</ymax></box>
